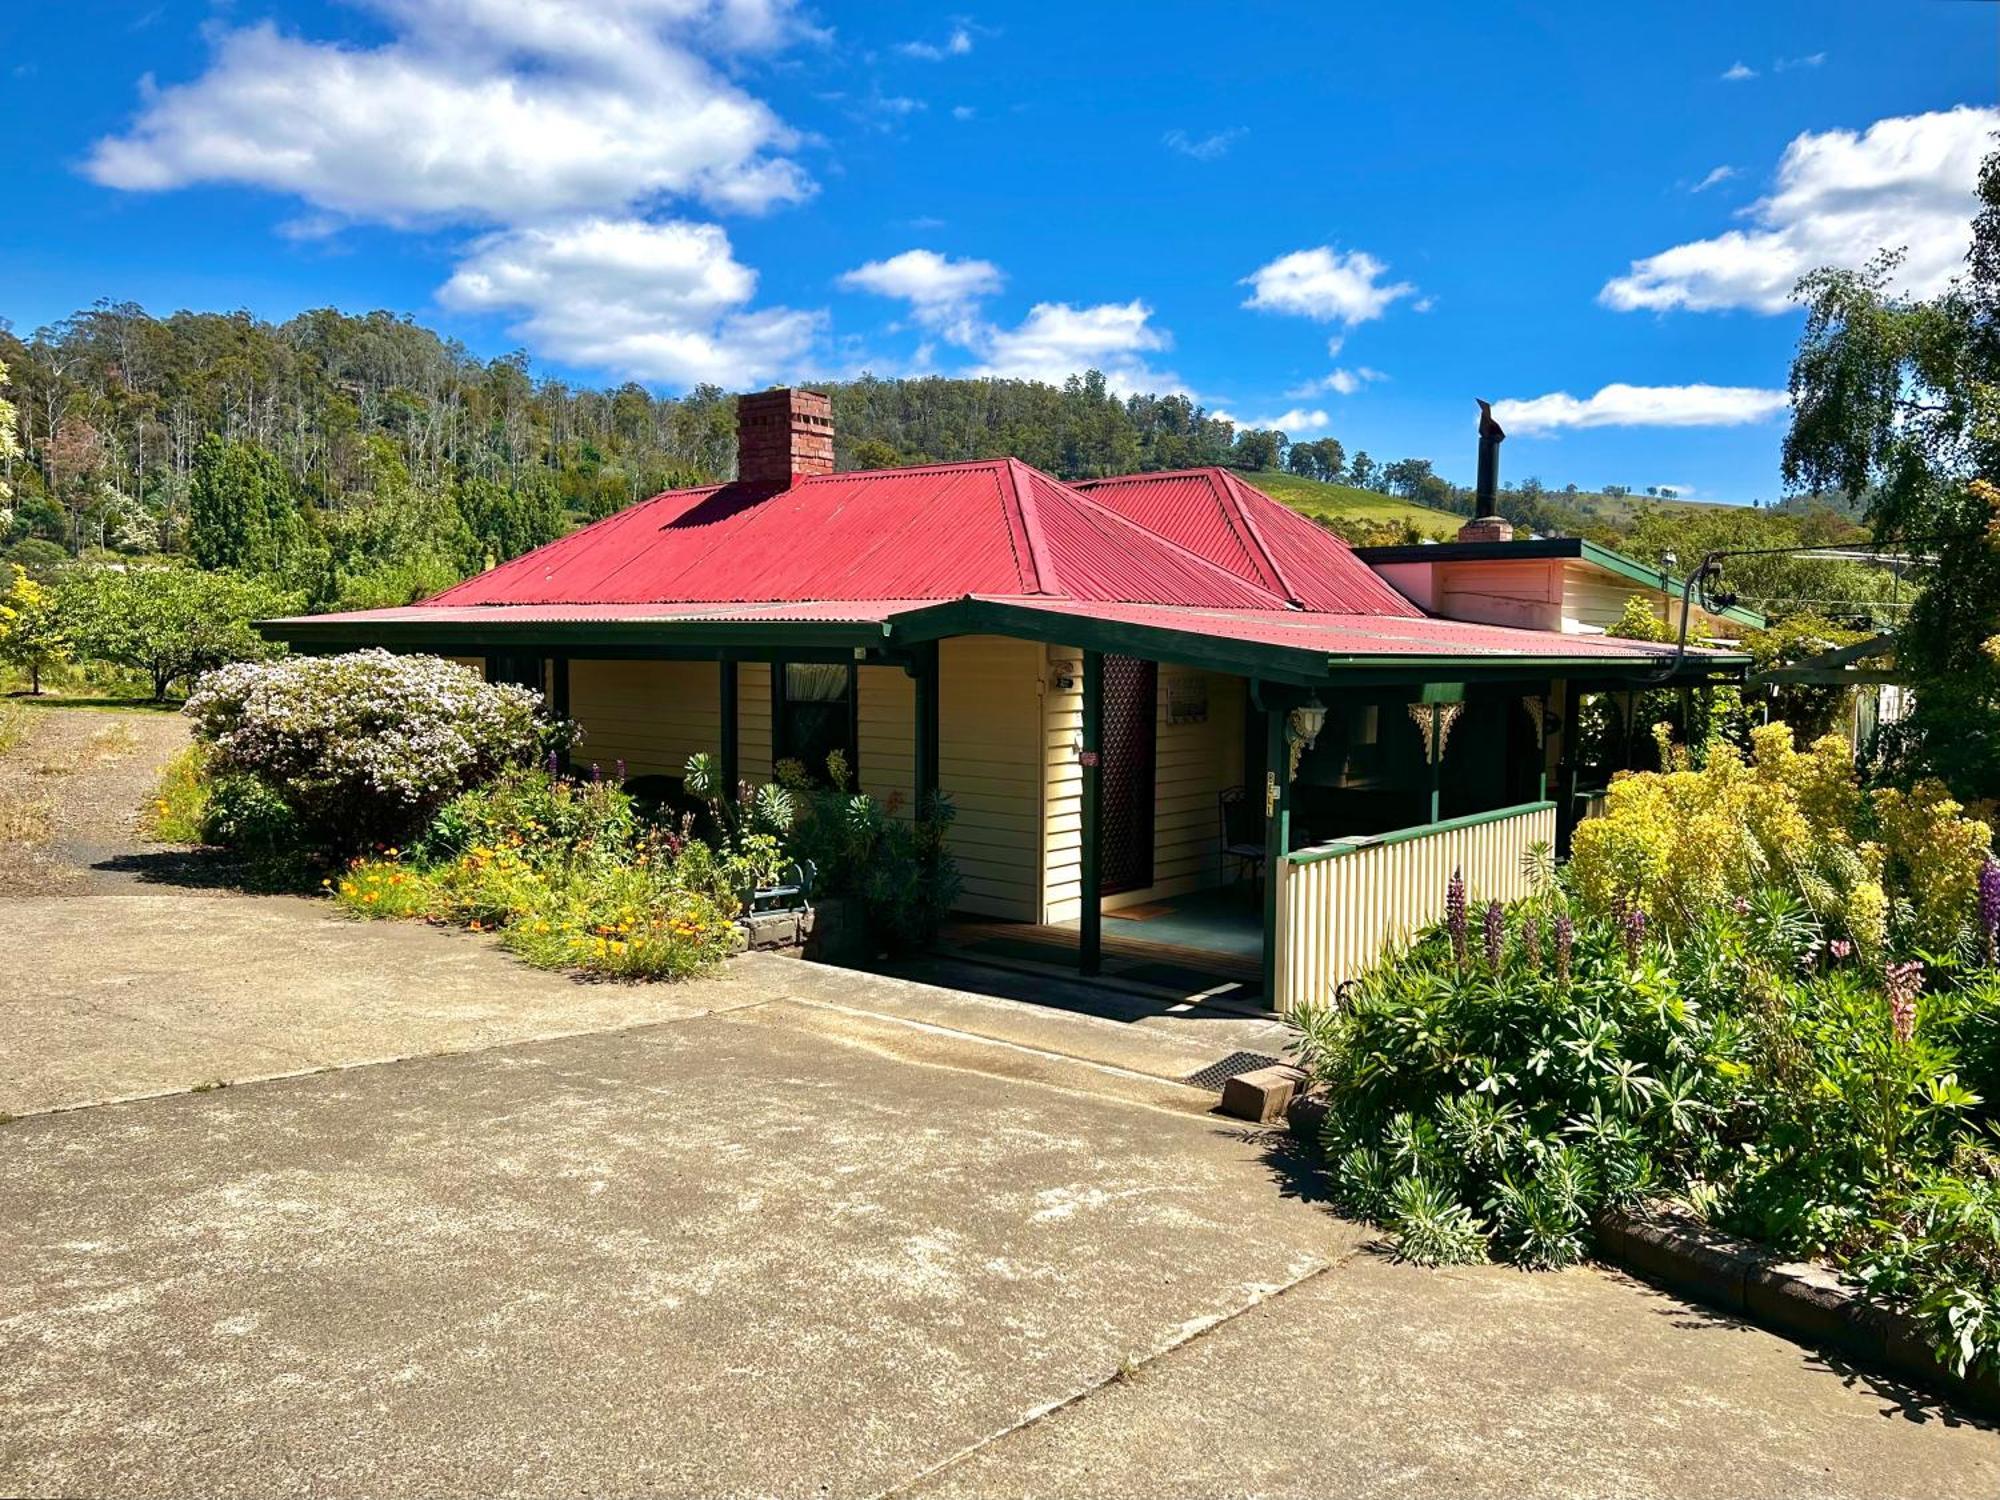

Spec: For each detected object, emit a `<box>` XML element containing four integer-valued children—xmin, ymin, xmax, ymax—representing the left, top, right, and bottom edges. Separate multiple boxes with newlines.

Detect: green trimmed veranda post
<box><xmin>718</xmin><ymin>660</ymin><xmax>739</xmax><ymax>789</ymax></box>
<box><xmin>1259</xmin><ymin>694</ymin><xmax>1292</xmax><ymax>1003</ymax></box>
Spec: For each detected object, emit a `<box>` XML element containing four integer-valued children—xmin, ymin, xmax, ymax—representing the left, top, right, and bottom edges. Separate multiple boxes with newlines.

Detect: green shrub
<box><xmin>416</xmin><ymin>768</ymin><xmax>635</xmax><ymax>871</ymax></box>
<box><xmin>1292</xmin><ymin>856</ymin><xmax>2000</xmax><ymax>1378</ymax></box>
<box><xmin>199</xmin><ymin>773</ymin><xmax>302</xmax><ymax>857</ymax></box>
<box><xmin>329</xmin><ymin>764</ymin><xmax>741</xmax><ymax>984</ymax></box>
<box><xmin>185</xmin><ymin>650</ymin><xmax>565</xmax><ymax>849</ymax></box>
<box><xmin>769</xmin><ymin>750</ymin><xmax>963</xmax><ymax>952</ymax></box>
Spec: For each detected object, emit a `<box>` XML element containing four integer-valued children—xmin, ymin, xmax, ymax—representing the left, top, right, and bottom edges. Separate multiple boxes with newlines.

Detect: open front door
<box><xmin>1099</xmin><ymin>655</ymin><xmax>1157</xmax><ymax>895</ymax></box>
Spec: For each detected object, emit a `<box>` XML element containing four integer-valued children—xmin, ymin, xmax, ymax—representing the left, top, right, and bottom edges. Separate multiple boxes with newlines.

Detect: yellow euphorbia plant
<box><xmin>1569</xmin><ymin>723</ymin><xmax>1992</xmax><ymax>953</ymax></box>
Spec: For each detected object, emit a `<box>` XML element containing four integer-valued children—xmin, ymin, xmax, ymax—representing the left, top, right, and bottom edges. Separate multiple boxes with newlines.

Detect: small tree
<box><xmin>56</xmin><ymin>564</ymin><xmax>300</xmax><ymax>699</ymax></box>
<box><xmin>0</xmin><ymin>564</ymin><xmax>68</xmax><ymax>694</ymax></box>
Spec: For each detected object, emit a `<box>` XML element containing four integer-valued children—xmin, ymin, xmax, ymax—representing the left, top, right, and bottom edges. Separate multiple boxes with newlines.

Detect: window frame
<box><xmin>771</xmin><ymin>657</ymin><xmax>860</xmax><ymax>786</ymax></box>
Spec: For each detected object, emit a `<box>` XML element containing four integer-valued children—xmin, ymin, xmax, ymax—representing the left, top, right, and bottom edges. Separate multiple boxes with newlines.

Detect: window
<box><xmin>775</xmin><ymin>660</ymin><xmax>857</xmax><ymax>785</ymax></box>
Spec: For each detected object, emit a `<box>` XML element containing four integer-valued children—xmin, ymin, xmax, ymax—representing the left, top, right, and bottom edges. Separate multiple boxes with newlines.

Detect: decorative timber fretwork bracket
<box><xmin>1408</xmin><ymin>700</ymin><xmax>1464</xmax><ymax>764</ymax></box>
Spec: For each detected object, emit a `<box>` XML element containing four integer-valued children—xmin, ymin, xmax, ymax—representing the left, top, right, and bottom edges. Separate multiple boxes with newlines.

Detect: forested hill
<box><xmin>0</xmin><ymin>301</ymin><xmax>1872</xmax><ymax>617</ymax></box>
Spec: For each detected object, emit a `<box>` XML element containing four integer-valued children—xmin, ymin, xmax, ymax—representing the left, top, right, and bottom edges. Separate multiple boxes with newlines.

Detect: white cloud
<box><xmin>1286</xmin><ymin>366</ymin><xmax>1385</xmax><ymax>398</ymax></box>
<box><xmin>1775</xmin><ymin>52</ymin><xmax>1826</xmax><ymax>71</ymax></box>
<box><xmin>898</xmin><ymin>26</ymin><xmax>973</xmax><ymax>60</ymax></box>
<box><xmin>951</xmin><ymin>105</ymin><xmax>975</xmax><ymax>121</ymax></box>
<box><xmin>1325</xmin><ymin>335</ymin><xmax>1345</xmax><ymax>358</ymax></box>
<box><xmin>1691</xmin><ymin>165</ymin><xmax>1737</xmax><ymax>193</ymax></box>
<box><xmin>1241</xmin><ymin>246</ymin><xmax>1417</xmax><ymax>326</ymax></box>
<box><xmin>1238</xmin><ymin>408</ymin><xmax>1330</xmax><ymax>434</ymax></box>
<box><xmin>971</xmin><ymin>300</ymin><xmax>1180</xmax><ymax>394</ymax></box>
<box><xmin>1602</xmin><ymin>106</ymin><xmax>1998</xmax><ymax>313</ymax></box>
<box><xmin>838</xmin><ymin>249</ymin><xmax>1003</xmax><ymax>336</ymax></box>
<box><xmin>439</xmin><ymin>217</ymin><xmax>819</xmax><ymax>387</ymax></box>
<box><xmin>839</xmin><ymin>249</ymin><xmax>1179</xmax><ymax>392</ymax></box>
<box><xmin>1491</xmin><ymin>383</ymin><xmax>1789</xmax><ymax>435</ymax></box>
<box><xmin>1163</xmin><ymin>127</ymin><xmax>1246</xmax><ymax>162</ymax></box>
<box><xmin>86</xmin><ymin>1</ymin><xmax>816</xmax><ymax>225</ymax></box>
<box><xmin>1721</xmin><ymin>61</ymin><xmax>1757</xmax><ymax>82</ymax></box>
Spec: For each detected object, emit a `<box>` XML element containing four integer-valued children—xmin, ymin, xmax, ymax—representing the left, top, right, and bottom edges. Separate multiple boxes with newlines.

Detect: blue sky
<box><xmin>1</xmin><ymin>1</ymin><xmax>1993</xmax><ymax>501</ymax></box>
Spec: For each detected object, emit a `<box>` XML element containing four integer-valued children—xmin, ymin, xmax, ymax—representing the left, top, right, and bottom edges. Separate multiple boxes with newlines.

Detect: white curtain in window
<box><xmin>785</xmin><ymin>663</ymin><xmax>850</xmax><ymax>702</ymax></box>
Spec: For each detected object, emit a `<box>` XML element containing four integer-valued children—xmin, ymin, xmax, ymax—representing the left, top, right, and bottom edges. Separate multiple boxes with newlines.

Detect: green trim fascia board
<box><xmin>1575</xmin><ymin>541</ymin><xmax>1767</xmax><ymax>630</ymax></box>
<box><xmin>259</xmin><ymin>613</ymin><xmax>894</xmax><ymax>656</ymax></box>
<box><xmin>258</xmin><ymin>596</ymin><xmax>1749</xmax><ymax>686</ymax></box>
<box><xmin>1285</xmin><ymin>800</ymin><xmax>1558</xmax><ymax>867</ymax></box>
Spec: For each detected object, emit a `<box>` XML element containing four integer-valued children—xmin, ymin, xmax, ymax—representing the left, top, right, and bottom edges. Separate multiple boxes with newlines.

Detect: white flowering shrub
<box><xmin>185</xmin><ymin>650</ymin><xmax>561</xmax><ymax>847</ymax></box>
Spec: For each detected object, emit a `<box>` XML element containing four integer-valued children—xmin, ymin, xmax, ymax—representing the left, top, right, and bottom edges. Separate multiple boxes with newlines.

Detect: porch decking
<box><xmin>942</xmin><ymin>887</ymin><xmax>1264</xmax><ymax>1002</ymax></box>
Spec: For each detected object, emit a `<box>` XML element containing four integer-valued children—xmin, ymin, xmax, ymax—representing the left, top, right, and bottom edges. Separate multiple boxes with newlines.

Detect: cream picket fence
<box><xmin>1274</xmin><ymin>802</ymin><xmax>1557</xmax><ymax>1011</ymax></box>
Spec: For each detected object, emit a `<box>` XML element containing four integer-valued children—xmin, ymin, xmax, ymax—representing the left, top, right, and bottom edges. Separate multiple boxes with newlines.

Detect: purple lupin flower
<box><xmin>1829</xmin><ymin>938</ymin><xmax>1854</xmax><ymax>961</ymax></box>
<box><xmin>615</xmin><ymin>758</ymin><xmax>627</xmax><ymax>783</ymax></box>
<box><xmin>1483</xmin><ymin>900</ymin><xmax>1505</xmax><ymax>972</ymax></box>
<box><xmin>1445</xmin><ymin>868</ymin><xmax>1468</xmax><ymax>968</ymax></box>
<box><xmin>1885</xmin><ymin>960</ymin><xmax>1924</xmax><ymax>1044</ymax></box>
<box><xmin>1523</xmin><ymin>912</ymin><xmax>1543</xmax><ymax>970</ymax></box>
<box><xmin>1979</xmin><ymin>858</ymin><xmax>2000</xmax><ymax>966</ymax></box>
<box><xmin>1554</xmin><ymin>912</ymin><xmax>1574</xmax><ymax>985</ymax></box>
<box><xmin>1621</xmin><ymin>903</ymin><xmax>1647</xmax><ymax>965</ymax></box>
<box><xmin>590</xmin><ymin>761</ymin><xmax>602</xmax><ymax>783</ymax></box>
<box><xmin>545</xmin><ymin>749</ymin><xmax>559</xmax><ymax>778</ymax></box>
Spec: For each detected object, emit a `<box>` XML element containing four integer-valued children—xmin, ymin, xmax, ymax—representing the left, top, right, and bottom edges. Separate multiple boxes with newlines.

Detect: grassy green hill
<box><xmin>1557</xmin><ymin>490</ymin><xmax>1744</xmax><ymax>528</ymax></box>
<box><xmin>1241</xmin><ymin>471</ymin><xmax>1462</xmax><ymax>539</ymax></box>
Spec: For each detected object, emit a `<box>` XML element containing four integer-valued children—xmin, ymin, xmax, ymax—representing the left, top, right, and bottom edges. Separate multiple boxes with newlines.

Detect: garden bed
<box><xmin>1283</xmin><ymin>723</ymin><xmax>2000</xmax><ymax>1401</ymax></box>
<box><xmin>154</xmin><ymin>652</ymin><xmax>960</xmax><ymax>986</ymax></box>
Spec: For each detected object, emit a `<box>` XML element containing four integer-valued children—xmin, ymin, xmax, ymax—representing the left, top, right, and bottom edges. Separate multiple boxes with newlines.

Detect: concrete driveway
<box><xmin>4</xmin><ymin>704</ymin><xmax>1998</xmax><ymax>1498</ymax></box>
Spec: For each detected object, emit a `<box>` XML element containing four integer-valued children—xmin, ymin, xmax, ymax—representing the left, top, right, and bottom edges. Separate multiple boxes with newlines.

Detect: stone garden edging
<box><xmin>1286</xmin><ymin>1093</ymin><xmax>1999</xmax><ymax>1418</ymax></box>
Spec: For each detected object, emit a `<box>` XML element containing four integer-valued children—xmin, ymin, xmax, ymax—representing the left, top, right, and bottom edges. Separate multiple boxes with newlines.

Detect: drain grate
<box><xmin>1182</xmin><ymin>1049</ymin><xmax>1283</xmax><ymax>1092</ymax></box>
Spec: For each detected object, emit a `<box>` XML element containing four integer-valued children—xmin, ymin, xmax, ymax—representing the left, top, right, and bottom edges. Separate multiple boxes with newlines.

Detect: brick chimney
<box><xmin>736</xmin><ymin>387</ymin><xmax>834</xmax><ymax>485</ymax></box>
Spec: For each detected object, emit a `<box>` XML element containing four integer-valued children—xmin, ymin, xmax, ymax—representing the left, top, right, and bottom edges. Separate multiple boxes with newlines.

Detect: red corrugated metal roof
<box><xmin>972</xmin><ymin>597</ymin><xmax>1721</xmax><ymax>661</ymax></box>
<box><xmin>427</xmin><ymin>458</ymin><xmax>1285</xmax><ymax>612</ymax></box>
<box><xmin>1071</xmin><ymin>467</ymin><xmax>1421</xmax><ymax>616</ymax></box>
<box><xmin>281</xmin><ymin>600</ymin><xmax>928</xmax><ymax>627</ymax></box>
<box><xmin>294</xmin><ymin>451</ymin><xmax>1736</xmax><ymax>667</ymax></box>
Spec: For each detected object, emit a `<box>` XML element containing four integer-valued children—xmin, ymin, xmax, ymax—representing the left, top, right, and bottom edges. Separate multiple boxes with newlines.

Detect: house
<box><xmin>262</xmin><ymin>389</ymin><xmax>1747</xmax><ymax>1009</ymax></box>
<box><xmin>1352</xmin><ymin>530</ymin><xmax>1769</xmax><ymax>834</ymax></box>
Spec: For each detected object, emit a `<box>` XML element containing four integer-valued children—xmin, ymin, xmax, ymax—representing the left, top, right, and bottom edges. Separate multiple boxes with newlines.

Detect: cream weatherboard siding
<box><xmin>856</xmin><ymin>665</ymin><xmax>915</xmax><ymax>817</ymax></box>
<box><xmin>1274</xmin><ymin>802</ymin><xmax>1557</xmax><ymax>1011</ymax></box>
<box><xmin>568</xmin><ymin>660</ymin><xmax>720</xmax><ymax>777</ymax></box>
<box><xmin>1563</xmin><ymin>565</ymin><xmax>1662</xmax><ymax>633</ymax></box>
<box><xmin>1043</xmin><ymin>647</ymin><xmax>1084</xmax><ymax>924</ymax></box>
<box><xmin>739</xmin><ymin>663</ymin><xmax>773</xmax><ymax>786</ymax></box>
<box><xmin>1558</xmin><ymin>561</ymin><xmax>1739</xmax><ymax>639</ymax></box>
<box><xmin>940</xmin><ymin>636</ymin><xmax>1044</xmax><ymax>921</ymax></box>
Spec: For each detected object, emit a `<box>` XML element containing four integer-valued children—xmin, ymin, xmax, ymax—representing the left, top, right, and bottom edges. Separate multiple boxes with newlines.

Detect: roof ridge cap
<box><xmin>1046</xmin><ymin>476</ymin><xmax>1294</xmax><ymax>607</ymax></box>
<box><xmin>1213</xmin><ymin>469</ymin><xmax>1308</xmax><ymax>606</ymax></box>
<box><xmin>1002</xmin><ymin>457</ymin><xmax>1057</xmax><ymax>595</ymax></box>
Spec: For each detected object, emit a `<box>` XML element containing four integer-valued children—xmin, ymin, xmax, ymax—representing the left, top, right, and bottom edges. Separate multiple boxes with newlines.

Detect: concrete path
<box><xmin>4</xmin><ymin>704</ymin><xmax>1998</xmax><ymax>1497</ymax></box>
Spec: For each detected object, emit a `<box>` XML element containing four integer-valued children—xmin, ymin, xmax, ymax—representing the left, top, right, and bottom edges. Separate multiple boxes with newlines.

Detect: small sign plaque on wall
<box><xmin>1165</xmin><ymin>675</ymin><xmax>1209</xmax><ymax>725</ymax></box>
<box><xmin>1078</xmin><ymin>749</ymin><xmax>1101</xmax><ymax>768</ymax></box>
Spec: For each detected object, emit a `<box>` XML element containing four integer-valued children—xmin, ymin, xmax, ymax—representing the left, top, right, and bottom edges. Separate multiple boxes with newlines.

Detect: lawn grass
<box><xmin>1241</xmin><ymin>471</ymin><xmax>1463</xmax><ymax>537</ymax></box>
<box><xmin>4</xmin><ymin>693</ymin><xmax>182</xmax><ymax>713</ymax></box>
